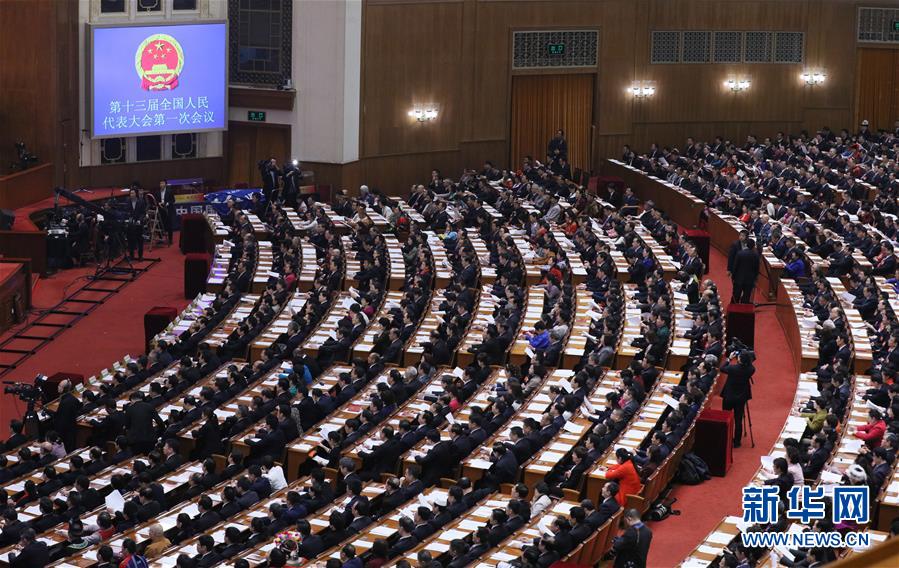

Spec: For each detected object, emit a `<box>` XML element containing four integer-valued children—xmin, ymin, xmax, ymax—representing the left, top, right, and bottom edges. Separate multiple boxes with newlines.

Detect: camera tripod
<box><xmin>742</xmin><ymin>400</ymin><xmax>756</xmax><ymax>448</ymax></box>
<box><xmin>92</xmin><ymin>226</ymin><xmax>137</xmax><ymax>280</ymax></box>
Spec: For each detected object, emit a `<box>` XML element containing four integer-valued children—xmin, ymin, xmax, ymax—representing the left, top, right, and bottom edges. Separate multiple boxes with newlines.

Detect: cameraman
<box><xmin>258</xmin><ymin>157</ymin><xmax>282</xmax><ymax>202</ymax></box>
<box><xmin>720</xmin><ymin>349</ymin><xmax>755</xmax><ymax>448</ymax></box>
<box><xmin>281</xmin><ymin>160</ymin><xmax>300</xmax><ymax>207</ymax></box>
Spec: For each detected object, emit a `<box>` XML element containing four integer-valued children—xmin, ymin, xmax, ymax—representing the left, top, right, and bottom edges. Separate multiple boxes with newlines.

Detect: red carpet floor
<box><xmin>0</xmin><ymin>238</ymin><xmax>187</xmax><ymax>430</ymax></box>
<box><xmin>645</xmin><ymin>245</ymin><xmax>798</xmax><ymax>567</ymax></box>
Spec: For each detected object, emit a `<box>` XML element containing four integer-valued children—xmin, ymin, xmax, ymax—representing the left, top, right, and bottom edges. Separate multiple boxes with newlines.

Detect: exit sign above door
<box><xmin>546</xmin><ymin>43</ymin><xmax>566</xmax><ymax>56</ymax></box>
<box><xmin>247</xmin><ymin>110</ymin><xmax>266</xmax><ymax>122</ymax></box>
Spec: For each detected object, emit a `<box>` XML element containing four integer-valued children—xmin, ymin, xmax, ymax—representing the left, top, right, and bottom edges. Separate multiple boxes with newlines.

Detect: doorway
<box><xmin>510</xmin><ymin>73</ymin><xmax>594</xmax><ymax>175</ymax></box>
<box><xmin>226</xmin><ymin>121</ymin><xmax>291</xmax><ymax>187</ymax></box>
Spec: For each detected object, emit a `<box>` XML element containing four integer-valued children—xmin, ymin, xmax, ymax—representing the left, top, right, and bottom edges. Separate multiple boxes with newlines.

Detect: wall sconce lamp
<box><xmin>628</xmin><ymin>83</ymin><xmax>656</xmax><ymax>99</ymax></box>
<box><xmin>800</xmin><ymin>69</ymin><xmax>827</xmax><ymax>86</ymax></box>
<box><xmin>408</xmin><ymin>107</ymin><xmax>438</xmax><ymax>122</ymax></box>
<box><xmin>724</xmin><ymin>78</ymin><xmax>751</xmax><ymax>92</ymax></box>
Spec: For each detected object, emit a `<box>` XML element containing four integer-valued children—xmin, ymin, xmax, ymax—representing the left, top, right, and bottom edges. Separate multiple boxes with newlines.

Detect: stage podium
<box><xmin>726</xmin><ymin>303</ymin><xmax>755</xmax><ymax>348</ymax></box>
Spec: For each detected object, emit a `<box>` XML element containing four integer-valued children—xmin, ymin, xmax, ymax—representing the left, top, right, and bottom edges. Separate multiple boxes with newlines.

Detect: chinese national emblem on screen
<box><xmin>135</xmin><ymin>33</ymin><xmax>184</xmax><ymax>91</ymax></box>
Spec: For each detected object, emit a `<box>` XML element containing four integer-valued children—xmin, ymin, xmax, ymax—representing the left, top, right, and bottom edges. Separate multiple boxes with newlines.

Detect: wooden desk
<box><xmin>678</xmin><ymin>515</ymin><xmax>743</xmax><ymax>567</ymax></box>
<box><xmin>300</xmin><ymin>291</ymin><xmax>356</xmax><ymax>360</ymax></box>
<box><xmin>403</xmin><ymin>290</ymin><xmax>446</xmax><ymax>366</ymax></box>
<box><xmin>829</xmin><ymin>278</ymin><xmax>873</xmax><ymax>374</ymax></box>
<box><xmin>311</xmin><ymin>486</ymin><xmax>451</xmax><ymax>563</ymax></box>
<box><xmin>455</xmin><ymin>288</ymin><xmax>499</xmax><ymax>368</ymax></box>
<box><xmin>403</xmin><ymin>370</ymin><xmax>506</xmax><ymax>475</ymax></box>
<box><xmin>423</xmin><ymin>230</ymin><xmax>453</xmax><ymax>290</ymax></box>
<box><xmin>780</xmin><ymin>280</ymin><xmax>822</xmax><ymax>373</ymax></box>
<box><xmin>229</xmin><ymin>481</ymin><xmax>386</xmax><ymax>566</ymax></box>
<box><xmin>249</xmin><ymin>292</ymin><xmax>309</xmax><ymax>362</ymax></box>
<box><xmin>561</xmin><ymin>284</ymin><xmax>594</xmax><ymax>369</ymax></box>
<box><xmin>602</xmin><ymin>160</ymin><xmax>705</xmax><ymax>229</ymax></box>
<box><xmin>468</xmin><ymin>500</ymin><xmax>578</xmax><ymax>567</ymax></box>
<box><xmin>614</xmin><ymin>284</ymin><xmax>644</xmax><ymax>370</ymax></box>
<box><xmin>244</xmin><ymin>213</ymin><xmax>269</xmax><ymax>239</ymax></box>
<box><xmin>460</xmin><ymin>370</ymin><xmax>576</xmax><ymax>485</ymax></box>
<box><xmin>249</xmin><ymin>242</ymin><xmax>275</xmax><ymax>294</ymax></box>
<box><xmin>395</xmin><ymin>198</ymin><xmax>427</xmax><ymax>226</ymax></box>
<box><xmin>401</xmin><ymin>492</ymin><xmax>511</xmax><ymax>562</ymax></box>
<box><xmin>508</xmin><ymin>230</ymin><xmax>543</xmax><ymax>286</ymax></box>
<box><xmin>707</xmin><ymin>210</ymin><xmax>784</xmax><ymax>300</ymax></box>
<box><xmin>342</xmin><ymin>368</ymin><xmax>454</xmax><ymax>468</ymax></box>
<box><xmin>0</xmin><ymin>260</ymin><xmax>29</xmax><ymax>335</ymax></box>
<box><xmin>352</xmin><ymin>291</ymin><xmax>404</xmax><ymax>360</ymax></box>
<box><xmin>508</xmin><ymin>285</ymin><xmax>545</xmax><ymax>367</ymax></box>
<box><xmin>466</xmin><ymin>233</ymin><xmax>497</xmax><ymax>284</ymax></box>
<box><xmin>151</xmin><ymin>293</ymin><xmax>218</xmax><ymax>346</ymax></box>
<box><xmin>203</xmin><ymin>295</ymin><xmax>262</xmax><ymax>353</ymax></box>
<box><xmin>203</xmin><ymin>211</ymin><xmax>229</xmax><ymax>246</ymax></box>
<box><xmin>585</xmin><ymin>371</ymin><xmax>681</xmax><ymax>505</ymax></box>
<box><xmin>522</xmin><ymin>370</ymin><xmax>620</xmax><ymax>490</ymax></box>
<box><xmin>286</xmin><ymin>368</ymin><xmax>394</xmax><ymax>472</ymax></box>
<box><xmin>384</xmin><ymin>234</ymin><xmax>407</xmax><ymax>291</ymax></box>
<box><xmin>631</xmin><ymin>223</ymin><xmax>679</xmax><ymax>281</ymax></box>
<box><xmin>552</xmin><ymin>230</ymin><xmax>587</xmax><ymax>285</ymax></box>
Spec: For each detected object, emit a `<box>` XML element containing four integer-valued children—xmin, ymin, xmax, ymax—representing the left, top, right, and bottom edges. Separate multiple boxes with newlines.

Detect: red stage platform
<box><xmin>11</xmin><ymin>187</ymin><xmax>122</xmax><ymax>232</ymax></box>
<box><xmin>1</xmin><ymin>187</ymin><xmax>123</xmax><ymax>276</ymax></box>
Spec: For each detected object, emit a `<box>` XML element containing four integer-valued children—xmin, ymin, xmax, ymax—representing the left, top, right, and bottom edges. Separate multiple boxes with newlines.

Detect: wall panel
<box><xmin>78</xmin><ymin>157</ymin><xmax>226</xmax><ymax>191</ymax></box>
<box><xmin>356</xmin><ymin>0</ymin><xmax>861</xmax><ymax>193</ymax></box>
<box><xmin>0</xmin><ymin>0</ymin><xmax>75</xmax><ymax>187</ymax></box>
<box><xmin>226</xmin><ymin>122</ymin><xmax>291</xmax><ymax>187</ymax></box>
<box><xmin>857</xmin><ymin>48</ymin><xmax>899</xmax><ymax>131</ymax></box>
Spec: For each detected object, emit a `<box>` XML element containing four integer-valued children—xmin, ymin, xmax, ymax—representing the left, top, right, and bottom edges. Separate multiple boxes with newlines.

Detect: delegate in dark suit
<box><xmin>157</xmin><ymin>183</ymin><xmax>176</xmax><ymax>244</ymax></box>
<box><xmin>9</xmin><ymin>540</ymin><xmax>49</xmax><ymax>568</ymax></box>
<box><xmin>54</xmin><ymin>391</ymin><xmax>83</xmax><ymax>451</ymax></box>
<box><xmin>730</xmin><ymin>243</ymin><xmax>760</xmax><ymax>304</ymax></box>
<box><xmin>612</xmin><ymin>519</ymin><xmax>652</xmax><ymax>568</ymax></box>
<box><xmin>125</xmin><ymin>194</ymin><xmax>147</xmax><ymax>260</ymax></box>
<box><xmin>124</xmin><ymin>398</ymin><xmax>165</xmax><ymax>454</ymax></box>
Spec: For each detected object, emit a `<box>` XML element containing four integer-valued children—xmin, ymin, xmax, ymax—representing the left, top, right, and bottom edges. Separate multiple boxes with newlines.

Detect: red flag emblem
<box><xmin>135</xmin><ymin>33</ymin><xmax>184</xmax><ymax>91</ymax></box>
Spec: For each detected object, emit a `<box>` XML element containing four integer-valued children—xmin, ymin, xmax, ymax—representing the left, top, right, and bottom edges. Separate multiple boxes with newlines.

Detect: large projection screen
<box><xmin>89</xmin><ymin>21</ymin><xmax>227</xmax><ymax>139</ymax></box>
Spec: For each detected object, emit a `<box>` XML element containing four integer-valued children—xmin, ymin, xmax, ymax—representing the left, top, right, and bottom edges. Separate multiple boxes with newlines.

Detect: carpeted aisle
<box><xmin>0</xmin><ymin>240</ymin><xmax>188</xmax><ymax>430</ymax></box>
<box><xmin>644</xmin><ymin>244</ymin><xmax>798</xmax><ymax>567</ymax></box>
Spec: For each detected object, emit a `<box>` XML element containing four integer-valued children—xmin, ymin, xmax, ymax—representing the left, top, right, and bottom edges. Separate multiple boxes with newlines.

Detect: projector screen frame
<box><xmin>87</xmin><ymin>19</ymin><xmax>229</xmax><ymax>140</ymax></box>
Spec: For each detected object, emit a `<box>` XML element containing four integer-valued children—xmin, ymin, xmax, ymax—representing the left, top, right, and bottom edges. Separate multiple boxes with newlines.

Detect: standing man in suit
<box><xmin>547</xmin><ymin>129</ymin><xmax>568</xmax><ymax>162</ymax></box>
<box><xmin>281</xmin><ymin>159</ymin><xmax>301</xmax><ymax>208</ymax></box>
<box><xmin>124</xmin><ymin>391</ymin><xmax>164</xmax><ymax>455</ymax></box>
<box><xmin>726</xmin><ymin>230</ymin><xmax>748</xmax><ymax>280</ymax></box>
<box><xmin>53</xmin><ymin>379</ymin><xmax>82</xmax><ymax>452</ymax></box>
<box><xmin>157</xmin><ymin>180</ymin><xmax>176</xmax><ymax>245</ymax></box>
<box><xmin>259</xmin><ymin>157</ymin><xmax>281</xmax><ymax>202</ymax></box>
<box><xmin>125</xmin><ymin>188</ymin><xmax>146</xmax><ymax>260</ymax></box>
<box><xmin>731</xmin><ymin>239</ymin><xmax>760</xmax><ymax>304</ymax></box>
<box><xmin>611</xmin><ymin>508</ymin><xmax>652</xmax><ymax>568</ymax></box>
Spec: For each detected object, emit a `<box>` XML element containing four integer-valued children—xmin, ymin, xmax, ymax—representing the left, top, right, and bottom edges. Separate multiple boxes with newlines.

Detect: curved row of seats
<box><xmin>9</xmin><ymin>172</ymin><xmax>735</xmax><ymax>568</ymax></box>
<box><xmin>608</xmin><ymin>140</ymin><xmax>898</xmax><ymax>566</ymax></box>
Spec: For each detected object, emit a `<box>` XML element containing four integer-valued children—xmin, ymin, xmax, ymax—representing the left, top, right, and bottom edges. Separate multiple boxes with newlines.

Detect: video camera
<box><xmin>3</xmin><ymin>375</ymin><xmax>47</xmax><ymax>403</ymax></box>
<box><xmin>727</xmin><ymin>337</ymin><xmax>756</xmax><ymax>363</ymax></box>
<box><xmin>12</xmin><ymin>141</ymin><xmax>38</xmax><ymax>172</ymax></box>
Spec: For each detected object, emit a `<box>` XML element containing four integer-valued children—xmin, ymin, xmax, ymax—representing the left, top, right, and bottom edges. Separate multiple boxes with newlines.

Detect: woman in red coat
<box><xmin>605</xmin><ymin>448</ymin><xmax>642</xmax><ymax>507</ymax></box>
